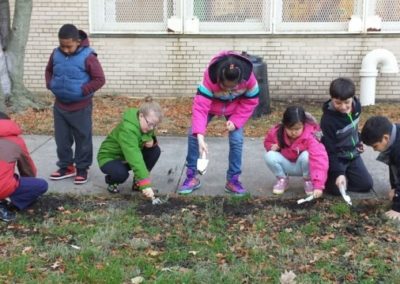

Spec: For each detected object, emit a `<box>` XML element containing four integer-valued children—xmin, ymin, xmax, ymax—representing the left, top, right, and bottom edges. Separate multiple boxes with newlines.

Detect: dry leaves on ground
<box><xmin>9</xmin><ymin>94</ymin><xmax>400</xmax><ymax>137</ymax></box>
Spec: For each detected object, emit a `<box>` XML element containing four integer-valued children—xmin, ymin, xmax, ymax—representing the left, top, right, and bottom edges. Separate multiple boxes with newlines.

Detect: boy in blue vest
<box><xmin>45</xmin><ymin>24</ymin><xmax>105</xmax><ymax>184</ymax></box>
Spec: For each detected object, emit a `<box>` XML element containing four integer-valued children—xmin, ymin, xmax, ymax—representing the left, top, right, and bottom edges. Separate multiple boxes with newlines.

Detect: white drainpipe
<box><xmin>360</xmin><ymin>49</ymin><xmax>399</xmax><ymax>106</ymax></box>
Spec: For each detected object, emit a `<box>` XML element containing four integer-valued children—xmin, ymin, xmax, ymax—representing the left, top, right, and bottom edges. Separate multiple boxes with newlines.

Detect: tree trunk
<box><xmin>0</xmin><ymin>0</ymin><xmax>11</xmax><ymax>111</ymax></box>
<box><xmin>0</xmin><ymin>0</ymin><xmax>40</xmax><ymax>112</ymax></box>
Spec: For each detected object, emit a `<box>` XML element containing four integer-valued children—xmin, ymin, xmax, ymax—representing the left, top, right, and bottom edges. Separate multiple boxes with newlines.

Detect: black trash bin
<box><xmin>241</xmin><ymin>51</ymin><xmax>271</xmax><ymax>118</ymax></box>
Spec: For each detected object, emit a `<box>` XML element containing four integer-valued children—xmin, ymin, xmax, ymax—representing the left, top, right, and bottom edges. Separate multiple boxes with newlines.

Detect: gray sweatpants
<box><xmin>53</xmin><ymin>104</ymin><xmax>93</xmax><ymax>170</ymax></box>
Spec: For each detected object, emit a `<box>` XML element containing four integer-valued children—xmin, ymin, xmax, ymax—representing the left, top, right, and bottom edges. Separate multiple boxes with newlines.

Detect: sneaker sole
<box><xmin>224</xmin><ymin>188</ymin><xmax>248</xmax><ymax>197</ymax></box>
<box><xmin>49</xmin><ymin>173</ymin><xmax>76</xmax><ymax>180</ymax></box>
<box><xmin>177</xmin><ymin>183</ymin><xmax>201</xmax><ymax>195</ymax></box>
<box><xmin>272</xmin><ymin>189</ymin><xmax>285</xmax><ymax>195</ymax></box>
<box><xmin>74</xmin><ymin>178</ymin><xmax>89</xmax><ymax>185</ymax></box>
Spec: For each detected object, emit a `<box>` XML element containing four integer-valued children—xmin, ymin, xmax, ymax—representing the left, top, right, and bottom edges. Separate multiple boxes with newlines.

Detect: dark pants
<box><xmin>9</xmin><ymin>176</ymin><xmax>48</xmax><ymax>210</ymax></box>
<box><xmin>100</xmin><ymin>145</ymin><xmax>161</xmax><ymax>185</ymax></box>
<box><xmin>325</xmin><ymin>156</ymin><xmax>373</xmax><ymax>195</ymax></box>
<box><xmin>53</xmin><ymin>104</ymin><xmax>93</xmax><ymax>170</ymax></box>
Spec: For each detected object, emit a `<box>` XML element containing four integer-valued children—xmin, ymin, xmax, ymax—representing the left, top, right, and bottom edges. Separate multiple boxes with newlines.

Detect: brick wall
<box><xmin>19</xmin><ymin>0</ymin><xmax>400</xmax><ymax>102</ymax></box>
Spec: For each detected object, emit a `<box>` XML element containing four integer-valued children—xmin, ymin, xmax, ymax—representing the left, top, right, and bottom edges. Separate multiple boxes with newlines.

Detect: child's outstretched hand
<box><xmin>142</xmin><ymin>187</ymin><xmax>155</xmax><ymax>199</ymax></box>
<box><xmin>197</xmin><ymin>134</ymin><xmax>208</xmax><ymax>154</ymax></box>
<box><xmin>226</xmin><ymin>120</ymin><xmax>236</xmax><ymax>132</ymax></box>
<box><xmin>313</xmin><ymin>189</ymin><xmax>323</xmax><ymax>199</ymax></box>
<box><xmin>335</xmin><ymin>175</ymin><xmax>346</xmax><ymax>189</ymax></box>
<box><xmin>388</xmin><ymin>188</ymin><xmax>395</xmax><ymax>200</ymax></box>
<box><xmin>356</xmin><ymin>142</ymin><xmax>364</xmax><ymax>153</ymax></box>
<box><xmin>385</xmin><ymin>210</ymin><xmax>400</xmax><ymax>221</ymax></box>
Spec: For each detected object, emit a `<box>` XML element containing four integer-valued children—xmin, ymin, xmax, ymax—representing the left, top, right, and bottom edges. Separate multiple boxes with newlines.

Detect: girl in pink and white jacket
<box><xmin>178</xmin><ymin>51</ymin><xmax>259</xmax><ymax>196</ymax></box>
<box><xmin>264</xmin><ymin>106</ymin><xmax>328</xmax><ymax>198</ymax></box>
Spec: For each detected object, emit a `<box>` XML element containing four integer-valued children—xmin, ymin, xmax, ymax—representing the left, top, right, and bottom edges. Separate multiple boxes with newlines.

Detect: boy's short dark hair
<box><xmin>361</xmin><ymin>116</ymin><xmax>392</xmax><ymax>146</ymax></box>
<box><xmin>329</xmin><ymin>77</ymin><xmax>355</xmax><ymax>100</ymax></box>
<box><xmin>0</xmin><ymin>111</ymin><xmax>10</xmax><ymax>120</ymax></box>
<box><xmin>58</xmin><ymin>24</ymin><xmax>79</xmax><ymax>40</ymax></box>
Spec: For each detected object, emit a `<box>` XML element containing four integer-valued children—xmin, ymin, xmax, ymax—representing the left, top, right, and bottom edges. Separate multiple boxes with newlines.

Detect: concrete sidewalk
<box><xmin>25</xmin><ymin>135</ymin><xmax>390</xmax><ymax>200</ymax></box>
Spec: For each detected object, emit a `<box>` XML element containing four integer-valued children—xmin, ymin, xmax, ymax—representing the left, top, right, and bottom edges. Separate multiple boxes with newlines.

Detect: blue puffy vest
<box><xmin>50</xmin><ymin>47</ymin><xmax>93</xmax><ymax>103</ymax></box>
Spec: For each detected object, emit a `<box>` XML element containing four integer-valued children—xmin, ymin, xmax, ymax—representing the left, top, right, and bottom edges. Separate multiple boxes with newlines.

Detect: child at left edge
<box><xmin>361</xmin><ymin>115</ymin><xmax>400</xmax><ymax>221</ymax></box>
<box><xmin>263</xmin><ymin>106</ymin><xmax>328</xmax><ymax>198</ymax></box>
<box><xmin>0</xmin><ymin>112</ymin><xmax>48</xmax><ymax>222</ymax></box>
<box><xmin>45</xmin><ymin>24</ymin><xmax>105</xmax><ymax>184</ymax></box>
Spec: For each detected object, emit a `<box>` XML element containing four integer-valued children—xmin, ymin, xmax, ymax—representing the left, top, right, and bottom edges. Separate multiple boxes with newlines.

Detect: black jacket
<box><xmin>377</xmin><ymin>124</ymin><xmax>400</xmax><ymax>212</ymax></box>
<box><xmin>320</xmin><ymin>97</ymin><xmax>362</xmax><ymax>176</ymax></box>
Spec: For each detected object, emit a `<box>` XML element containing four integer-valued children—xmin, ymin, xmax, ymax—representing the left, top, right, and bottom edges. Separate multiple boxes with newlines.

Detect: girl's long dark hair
<box><xmin>277</xmin><ymin>106</ymin><xmax>307</xmax><ymax>148</ymax></box>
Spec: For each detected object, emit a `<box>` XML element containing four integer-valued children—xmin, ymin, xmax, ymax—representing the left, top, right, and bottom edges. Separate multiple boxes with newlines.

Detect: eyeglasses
<box><xmin>142</xmin><ymin>115</ymin><xmax>157</xmax><ymax>130</ymax></box>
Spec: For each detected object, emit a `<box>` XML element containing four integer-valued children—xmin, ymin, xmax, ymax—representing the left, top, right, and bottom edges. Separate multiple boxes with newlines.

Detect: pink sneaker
<box><xmin>304</xmin><ymin>179</ymin><xmax>314</xmax><ymax>195</ymax></box>
<box><xmin>272</xmin><ymin>177</ymin><xmax>289</xmax><ymax>195</ymax></box>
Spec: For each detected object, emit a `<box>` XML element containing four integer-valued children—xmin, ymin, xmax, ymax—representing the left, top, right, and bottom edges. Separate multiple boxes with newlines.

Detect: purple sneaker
<box><xmin>178</xmin><ymin>168</ymin><xmax>201</xmax><ymax>195</ymax></box>
<box><xmin>225</xmin><ymin>175</ymin><xmax>247</xmax><ymax>196</ymax></box>
<box><xmin>272</xmin><ymin>177</ymin><xmax>289</xmax><ymax>195</ymax></box>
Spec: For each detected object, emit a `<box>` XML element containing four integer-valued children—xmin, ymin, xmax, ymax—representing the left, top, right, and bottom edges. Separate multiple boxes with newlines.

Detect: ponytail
<box><xmin>218</xmin><ymin>56</ymin><xmax>243</xmax><ymax>83</ymax></box>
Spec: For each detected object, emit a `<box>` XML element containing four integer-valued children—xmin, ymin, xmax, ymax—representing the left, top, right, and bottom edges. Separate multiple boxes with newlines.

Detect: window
<box><xmin>90</xmin><ymin>0</ymin><xmax>176</xmax><ymax>33</ymax></box>
<box><xmin>89</xmin><ymin>0</ymin><xmax>400</xmax><ymax>34</ymax></box>
<box><xmin>275</xmin><ymin>0</ymin><xmax>363</xmax><ymax>33</ymax></box>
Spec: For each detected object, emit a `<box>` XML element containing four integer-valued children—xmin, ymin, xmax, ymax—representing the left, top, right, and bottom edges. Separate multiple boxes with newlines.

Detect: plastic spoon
<box><xmin>297</xmin><ymin>195</ymin><xmax>314</xmax><ymax>204</ymax></box>
<box><xmin>152</xmin><ymin>196</ymin><xmax>164</xmax><ymax>205</ymax></box>
<box><xmin>339</xmin><ymin>184</ymin><xmax>352</xmax><ymax>206</ymax></box>
<box><xmin>197</xmin><ymin>152</ymin><xmax>209</xmax><ymax>175</ymax></box>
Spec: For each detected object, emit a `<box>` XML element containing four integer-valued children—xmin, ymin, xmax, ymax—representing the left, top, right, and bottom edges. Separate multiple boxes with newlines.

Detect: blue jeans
<box><xmin>9</xmin><ymin>176</ymin><xmax>48</xmax><ymax>210</ymax></box>
<box><xmin>185</xmin><ymin>114</ymin><xmax>243</xmax><ymax>180</ymax></box>
<box><xmin>263</xmin><ymin>150</ymin><xmax>309</xmax><ymax>178</ymax></box>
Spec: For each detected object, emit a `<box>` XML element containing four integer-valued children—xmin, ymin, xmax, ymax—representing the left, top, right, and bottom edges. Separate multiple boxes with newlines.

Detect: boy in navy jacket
<box><xmin>361</xmin><ymin>116</ymin><xmax>400</xmax><ymax>221</ymax></box>
<box><xmin>320</xmin><ymin>77</ymin><xmax>373</xmax><ymax>196</ymax></box>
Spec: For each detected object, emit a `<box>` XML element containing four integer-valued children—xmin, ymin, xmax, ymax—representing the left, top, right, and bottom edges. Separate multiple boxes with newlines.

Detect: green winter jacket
<box><xmin>97</xmin><ymin>108</ymin><xmax>155</xmax><ymax>190</ymax></box>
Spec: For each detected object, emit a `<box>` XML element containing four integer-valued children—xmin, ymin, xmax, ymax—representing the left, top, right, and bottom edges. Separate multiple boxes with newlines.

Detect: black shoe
<box><xmin>0</xmin><ymin>203</ymin><xmax>16</xmax><ymax>222</ymax></box>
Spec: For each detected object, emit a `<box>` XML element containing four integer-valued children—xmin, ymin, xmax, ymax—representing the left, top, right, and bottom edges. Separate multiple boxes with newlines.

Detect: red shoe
<box><xmin>50</xmin><ymin>165</ymin><xmax>76</xmax><ymax>180</ymax></box>
<box><xmin>74</xmin><ymin>168</ymin><xmax>88</xmax><ymax>184</ymax></box>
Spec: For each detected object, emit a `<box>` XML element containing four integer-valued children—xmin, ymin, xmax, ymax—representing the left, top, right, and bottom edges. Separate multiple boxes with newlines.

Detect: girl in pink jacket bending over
<box><xmin>264</xmin><ymin>106</ymin><xmax>328</xmax><ymax>198</ymax></box>
<box><xmin>178</xmin><ymin>51</ymin><xmax>259</xmax><ymax>196</ymax></box>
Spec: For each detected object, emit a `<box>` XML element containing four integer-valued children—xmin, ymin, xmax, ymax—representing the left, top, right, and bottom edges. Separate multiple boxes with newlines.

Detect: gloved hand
<box><xmin>142</xmin><ymin>187</ymin><xmax>155</xmax><ymax>199</ymax></box>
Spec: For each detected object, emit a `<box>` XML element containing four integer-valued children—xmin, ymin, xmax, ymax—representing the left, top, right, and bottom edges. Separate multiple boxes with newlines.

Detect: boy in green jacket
<box><xmin>97</xmin><ymin>97</ymin><xmax>162</xmax><ymax>199</ymax></box>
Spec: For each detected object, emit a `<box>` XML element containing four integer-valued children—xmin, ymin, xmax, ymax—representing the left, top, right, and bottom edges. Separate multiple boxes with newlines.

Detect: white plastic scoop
<box><xmin>152</xmin><ymin>196</ymin><xmax>164</xmax><ymax>205</ymax></box>
<box><xmin>297</xmin><ymin>195</ymin><xmax>314</xmax><ymax>204</ymax></box>
<box><xmin>339</xmin><ymin>184</ymin><xmax>352</xmax><ymax>206</ymax></box>
<box><xmin>197</xmin><ymin>152</ymin><xmax>209</xmax><ymax>175</ymax></box>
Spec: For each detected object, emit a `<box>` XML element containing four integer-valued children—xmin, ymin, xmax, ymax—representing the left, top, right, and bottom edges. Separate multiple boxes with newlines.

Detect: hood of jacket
<box><xmin>0</xmin><ymin>119</ymin><xmax>22</xmax><ymax>138</ymax></box>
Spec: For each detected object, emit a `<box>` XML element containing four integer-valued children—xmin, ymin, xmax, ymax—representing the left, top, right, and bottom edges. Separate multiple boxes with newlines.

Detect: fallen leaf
<box><xmin>279</xmin><ymin>270</ymin><xmax>296</xmax><ymax>284</ymax></box>
<box><xmin>131</xmin><ymin>276</ymin><xmax>145</xmax><ymax>284</ymax></box>
<box><xmin>22</xmin><ymin>247</ymin><xmax>33</xmax><ymax>255</ymax></box>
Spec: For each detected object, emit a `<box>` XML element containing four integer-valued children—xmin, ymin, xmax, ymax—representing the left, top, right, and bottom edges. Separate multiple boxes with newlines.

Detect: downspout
<box><xmin>360</xmin><ymin>49</ymin><xmax>399</xmax><ymax>106</ymax></box>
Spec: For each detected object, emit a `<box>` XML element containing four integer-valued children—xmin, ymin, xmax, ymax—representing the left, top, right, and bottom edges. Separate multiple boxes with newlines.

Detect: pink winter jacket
<box><xmin>192</xmin><ymin>51</ymin><xmax>260</xmax><ymax>135</ymax></box>
<box><xmin>264</xmin><ymin>122</ymin><xmax>329</xmax><ymax>190</ymax></box>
